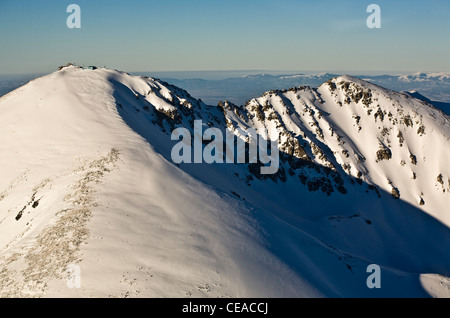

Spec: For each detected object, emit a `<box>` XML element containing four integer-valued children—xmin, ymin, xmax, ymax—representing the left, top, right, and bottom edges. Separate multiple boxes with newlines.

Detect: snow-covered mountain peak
<box><xmin>220</xmin><ymin>74</ymin><xmax>450</xmax><ymax>223</ymax></box>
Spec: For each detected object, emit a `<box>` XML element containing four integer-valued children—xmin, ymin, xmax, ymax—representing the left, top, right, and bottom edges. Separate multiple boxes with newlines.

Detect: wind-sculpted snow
<box><xmin>0</xmin><ymin>149</ymin><xmax>120</xmax><ymax>297</ymax></box>
<box><xmin>0</xmin><ymin>65</ymin><xmax>449</xmax><ymax>297</ymax></box>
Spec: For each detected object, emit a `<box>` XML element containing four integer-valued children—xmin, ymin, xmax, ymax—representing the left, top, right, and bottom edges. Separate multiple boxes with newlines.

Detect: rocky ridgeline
<box><xmin>111</xmin><ymin>71</ymin><xmax>449</xmax><ymax>204</ymax></box>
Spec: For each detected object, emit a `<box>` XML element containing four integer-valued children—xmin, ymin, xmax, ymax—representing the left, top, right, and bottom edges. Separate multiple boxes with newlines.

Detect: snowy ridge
<box><xmin>219</xmin><ymin>75</ymin><xmax>449</xmax><ymax>223</ymax></box>
<box><xmin>0</xmin><ymin>65</ymin><xmax>449</xmax><ymax>297</ymax></box>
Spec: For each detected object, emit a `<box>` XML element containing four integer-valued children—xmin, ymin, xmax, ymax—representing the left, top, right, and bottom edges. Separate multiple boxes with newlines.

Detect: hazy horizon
<box><xmin>1</xmin><ymin>0</ymin><xmax>450</xmax><ymax>75</ymax></box>
<box><xmin>1</xmin><ymin>69</ymin><xmax>445</xmax><ymax>81</ymax></box>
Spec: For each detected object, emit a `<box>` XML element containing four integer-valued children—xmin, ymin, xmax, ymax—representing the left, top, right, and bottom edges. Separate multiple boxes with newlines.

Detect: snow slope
<box><xmin>0</xmin><ymin>65</ymin><xmax>449</xmax><ymax>297</ymax></box>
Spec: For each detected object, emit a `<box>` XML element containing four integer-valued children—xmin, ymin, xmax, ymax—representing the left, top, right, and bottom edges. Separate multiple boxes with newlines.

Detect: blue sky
<box><xmin>0</xmin><ymin>0</ymin><xmax>449</xmax><ymax>74</ymax></box>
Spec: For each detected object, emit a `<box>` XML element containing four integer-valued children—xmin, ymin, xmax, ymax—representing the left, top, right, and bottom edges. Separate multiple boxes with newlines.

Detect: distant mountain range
<box><xmin>0</xmin><ymin>65</ymin><xmax>449</xmax><ymax>297</ymax></box>
<box><xmin>156</xmin><ymin>72</ymin><xmax>450</xmax><ymax>114</ymax></box>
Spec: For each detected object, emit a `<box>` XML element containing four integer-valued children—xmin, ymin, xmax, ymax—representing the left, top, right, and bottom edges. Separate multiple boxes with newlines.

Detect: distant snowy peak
<box><xmin>239</xmin><ymin>72</ymin><xmax>450</xmax><ymax>82</ymax></box>
<box><xmin>277</xmin><ymin>73</ymin><xmax>336</xmax><ymax>80</ymax></box>
<box><xmin>399</xmin><ymin>72</ymin><xmax>450</xmax><ymax>82</ymax></box>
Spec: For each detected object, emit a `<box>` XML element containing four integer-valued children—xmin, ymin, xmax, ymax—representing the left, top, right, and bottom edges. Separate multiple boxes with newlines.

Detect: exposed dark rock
<box><xmin>376</xmin><ymin>147</ymin><xmax>392</xmax><ymax>161</ymax></box>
